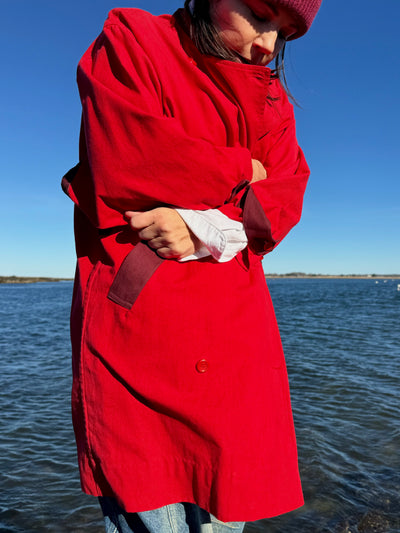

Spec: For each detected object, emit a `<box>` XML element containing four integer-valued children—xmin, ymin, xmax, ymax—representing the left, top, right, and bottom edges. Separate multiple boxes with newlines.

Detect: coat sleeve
<box><xmin>67</xmin><ymin>19</ymin><xmax>253</xmax><ymax>230</ymax></box>
<box><xmin>219</xmin><ymin>89</ymin><xmax>310</xmax><ymax>256</ymax></box>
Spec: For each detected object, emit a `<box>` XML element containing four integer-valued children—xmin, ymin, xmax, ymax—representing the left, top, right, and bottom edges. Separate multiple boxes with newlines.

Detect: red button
<box><xmin>196</xmin><ymin>359</ymin><xmax>209</xmax><ymax>373</ymax></box>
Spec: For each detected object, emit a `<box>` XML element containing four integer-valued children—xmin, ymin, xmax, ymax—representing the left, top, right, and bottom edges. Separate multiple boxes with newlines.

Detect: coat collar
<box><xmin>172</xmin><ymin>9</ymin><xmax>273</xmax><ymax>150</ymax></box>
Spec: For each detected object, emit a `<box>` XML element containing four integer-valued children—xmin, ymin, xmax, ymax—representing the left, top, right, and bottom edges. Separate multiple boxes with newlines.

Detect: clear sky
<box><xmin>1</xmin><ymin>0</ymin><xmax>399</xmax><ymax>277</ymax></box>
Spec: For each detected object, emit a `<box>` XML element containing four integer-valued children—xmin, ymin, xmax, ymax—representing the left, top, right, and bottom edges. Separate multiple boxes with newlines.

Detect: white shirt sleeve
<box><xmin>175</xmin><ymin>208</ymin><xmax>248</xmax><ymax>263</ymax></box>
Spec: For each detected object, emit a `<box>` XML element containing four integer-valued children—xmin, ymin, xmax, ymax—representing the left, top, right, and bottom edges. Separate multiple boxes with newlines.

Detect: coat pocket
<box><xmin>107</xmin><ymin>242</ymin><xmax>164</xmax><ymax>310</ymax></box>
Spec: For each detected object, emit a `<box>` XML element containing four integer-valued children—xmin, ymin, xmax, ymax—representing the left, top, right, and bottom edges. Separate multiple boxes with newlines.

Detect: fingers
<box><xmin>144</xmin><ymin>235</ymin><xmax>174</xmax><ymax>252</ymax></box>
<box><xmin>137</xmin><ymin>225</ymin><xmax>159</xmax><ymax>241</ymax></box>
<box><xmin>152</xmin><ymin>246</ymin><xmax>181</xmax><ymax>259</ymax></box>
<box><xmin>250</xmin><ymin>159</ymin><xmax>267</xmax><ymax>183</ymax></box>
<box><xmin>124</xmin><ymin>210</ymin><xmax>154</xmax><ymax>230</ymax></box>
<box><xmin>124</xmin><ymin>208</ymin><xmax>198</xmax><ymax>259</ymax></box>
<box><xmin>125</xmin><ymin>208</ymin><xmax>179</xmax><ymax>231</ymax></box>
<box><xmin>144</xmin><ymin>233</ymin><xmax>192</xmax><ymax>259</ymax></box>
<box><xmin>124</xmin><ymin>213</ymin><xmax>154</xmax><ymax>241</ymax></box>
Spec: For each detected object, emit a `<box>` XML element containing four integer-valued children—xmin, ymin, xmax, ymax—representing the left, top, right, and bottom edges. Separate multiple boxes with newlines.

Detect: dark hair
<box><xmin>184</xmin><ymin>0</ymin><xmax>295</xmax><ymax>102</ymax></box>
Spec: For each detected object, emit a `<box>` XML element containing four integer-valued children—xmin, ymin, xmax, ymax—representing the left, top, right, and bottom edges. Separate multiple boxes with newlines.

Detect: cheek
<box><xmin>220</xmin><ymin>32</ymin><xmax>241</xmax><ymax>52</ymax></box>
<box><xmin>221</xmin><ymin>16</ymin><xmax>254</xmax><ymax>47</ymax></box>
<box><xmin>211</xmin><ymin>11</ymin><xmax>242</xmax><ymax>46</ymax></box>
<box><xmin>220</xmin><ymin>28</ymin><xmax>252</xmax><ymax>55</ymax></box>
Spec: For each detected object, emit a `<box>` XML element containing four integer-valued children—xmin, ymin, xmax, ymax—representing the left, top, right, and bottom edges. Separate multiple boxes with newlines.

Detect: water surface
<box><xmin>0</xmin><ymin>279</ymin><xmax>399</xmax><ymax>532</ymax></box>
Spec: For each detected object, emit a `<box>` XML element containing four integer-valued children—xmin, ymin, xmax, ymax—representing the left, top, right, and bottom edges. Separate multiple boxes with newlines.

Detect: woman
<box><xmin>62</xmin><ymin>0</ymin><xmax>322</xmax><ymax>531</ymax></box>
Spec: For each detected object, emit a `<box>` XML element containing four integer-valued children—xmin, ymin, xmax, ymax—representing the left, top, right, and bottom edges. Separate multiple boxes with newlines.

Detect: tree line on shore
<box><xmin>1</xmin><ymin>273</ymin><xmax>399</xmax><ymax>284</ymax></box>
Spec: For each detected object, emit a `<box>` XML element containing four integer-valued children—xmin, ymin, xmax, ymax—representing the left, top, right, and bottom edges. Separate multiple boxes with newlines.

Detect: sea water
<box><xmin>0</xmin><ymin>279</ymin><xmax>399</xmax><ymax>533</ymax></box>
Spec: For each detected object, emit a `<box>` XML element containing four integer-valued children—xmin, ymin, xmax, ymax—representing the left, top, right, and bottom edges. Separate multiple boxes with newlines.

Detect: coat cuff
<box><xmin>240</xmin><ymin>186</ymin><xmax>276</xmax><ymax>254</ymax></box>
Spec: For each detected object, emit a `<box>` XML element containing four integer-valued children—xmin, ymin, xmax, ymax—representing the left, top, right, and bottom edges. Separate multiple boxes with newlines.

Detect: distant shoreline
<box><xmin>266</xmin><ymin>274</ymin><xmax>400</xmax><ymax>279</ymax></box>
<box><xmin>0</xmin><ymin>276</ymin><xmax>73</xmax><ymax>284</ymax></box>
<box><xmin>1</xmin><ymin>274</ymin><xmax>399</xmax><ymax>284</ymax></box>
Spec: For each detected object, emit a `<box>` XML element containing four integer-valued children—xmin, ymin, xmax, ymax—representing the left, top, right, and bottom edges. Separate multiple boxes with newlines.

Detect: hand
<box><xmin>251</xmin><ymin>159</ymin><xmax>267</xmax><ymax>184</ymax></box>
<box><xmin>125</xmin><ymin>208</ymin><xmax>201</xmax><ymax>259</ymax></box>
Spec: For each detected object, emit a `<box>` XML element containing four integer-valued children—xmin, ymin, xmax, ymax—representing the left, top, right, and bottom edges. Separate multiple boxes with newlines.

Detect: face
<box><xmin>209</xmin><ymin>0</ymin><xmax>298</xmax><ymax>66</ymax></box>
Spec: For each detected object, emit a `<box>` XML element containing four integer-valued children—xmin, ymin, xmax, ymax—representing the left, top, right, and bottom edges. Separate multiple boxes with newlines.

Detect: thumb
<box><xmin>124</xmin><ymin>211</ymin><xmax>153</xmax><ymax>230</ymax></box>
<box><xmin>124</xmin><ymin>210</ymin><xmax>141</xmax><ymax>219</ymax></box>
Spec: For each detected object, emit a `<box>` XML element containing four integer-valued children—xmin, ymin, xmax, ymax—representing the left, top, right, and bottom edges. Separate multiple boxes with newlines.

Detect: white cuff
<box><xmin>176</xmin><ymin>209</ymin><xmax>248</xmax><ymax>263</ymax></box>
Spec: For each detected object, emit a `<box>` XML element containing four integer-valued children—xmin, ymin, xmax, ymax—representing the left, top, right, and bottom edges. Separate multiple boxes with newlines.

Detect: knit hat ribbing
<box><xmin>273</xmin><ymin>0</ymin><xmax>322</xmax><ymax>39</ymax></box>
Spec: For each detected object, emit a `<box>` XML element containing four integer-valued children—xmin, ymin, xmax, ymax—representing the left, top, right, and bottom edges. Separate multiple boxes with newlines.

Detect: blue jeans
<box><xmin>99</xmin><ymin>497</ymin><xmax>245</xmax><ymax>533</ymax></box>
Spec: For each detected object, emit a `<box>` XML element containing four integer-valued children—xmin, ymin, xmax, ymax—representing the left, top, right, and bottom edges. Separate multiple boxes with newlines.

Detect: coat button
<box><xmin>195</xmin><ymin>359</ymin><xmax>209</xmax><ymax>373</ymax></box>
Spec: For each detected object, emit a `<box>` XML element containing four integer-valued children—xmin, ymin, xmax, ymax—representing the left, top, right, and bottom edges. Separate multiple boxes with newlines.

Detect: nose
<box><xmin>252</xmin><ymin>30</ymin><xmax>279</xmax><ymax>57</ymax></box>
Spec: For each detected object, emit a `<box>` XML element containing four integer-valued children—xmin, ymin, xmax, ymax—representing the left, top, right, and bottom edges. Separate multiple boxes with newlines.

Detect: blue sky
<box><xmin>1</xmin><ymin>0</ymin><xmax>399</xmax><ymax>277</ymax></box>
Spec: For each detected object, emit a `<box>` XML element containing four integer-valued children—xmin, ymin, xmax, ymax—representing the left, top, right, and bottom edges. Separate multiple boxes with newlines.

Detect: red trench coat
<box><xmin>63</xmin><ymin>7</ymin><xmax>310</xmax><ymax>522</ymax></box>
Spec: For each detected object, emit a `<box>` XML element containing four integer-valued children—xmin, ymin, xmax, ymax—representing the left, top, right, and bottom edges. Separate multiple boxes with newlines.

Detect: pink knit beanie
<box><xmin>273</xmin><ymin>0</ymin><xmax>322</xmax><ymax>39</ymax></box>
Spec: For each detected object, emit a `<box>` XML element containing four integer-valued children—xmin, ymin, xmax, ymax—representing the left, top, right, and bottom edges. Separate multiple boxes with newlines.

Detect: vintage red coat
<box><xmin>63</xmin><ymin>7</ymin><xmax>310</xmax><ymax>522</ymax></box>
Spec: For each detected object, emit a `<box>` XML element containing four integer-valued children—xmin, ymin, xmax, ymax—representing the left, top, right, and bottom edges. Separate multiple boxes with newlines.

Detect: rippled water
<box><xmin>0</xmin><ymin>279</ymin><xmax>399</xmax><ymax>533</ymax></box>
